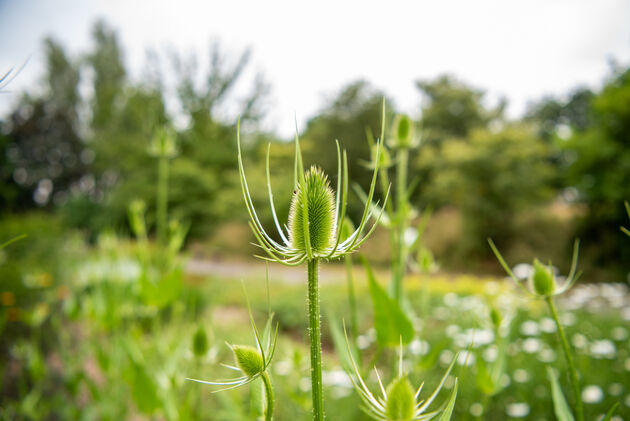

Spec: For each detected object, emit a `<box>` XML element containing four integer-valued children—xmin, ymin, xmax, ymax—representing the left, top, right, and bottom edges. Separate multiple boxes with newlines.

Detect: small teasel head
<box><xmin>288</xmin><ymin>166</ymin><xmax>336</xmax><ymax>256</ymax></box>
<box><xmin>488</xmin><ymin>239</ymin><xmax>581</xmax><ymax>298</ymax></box>
<box><xmin>149</xmin><ymin>126</ymin><xmax>178</xmax><ymax>158</ymax></box>
<box><xmin>529</xmin><ymin>259</ymin><xmax>556</xmax><ymax>296</ymax></box>
<box><xmin>385</xmin><ymin>376</ymin><xmax>416</xmax><ymax>420</ymax></box>
<box><xmin>192</xmin><ymin>325</ymin><xmax>209</xmax><ymax>357</ymax></box>
<box><xmin>232</xmin><ymin>344</ymin><xmax>265</xmax><ymax>378</ymax></box>
<box><xmin>489</xmin><ymin>306</ymin><xmax>502</xmax><ymax>331</ymax></box>
<box><xmin>388</xmin><ymin>114</ymin><xmax>419</xmax><ymax>149</ymax></box>
<box><xmin>343</xmin><ymin>325</ymin><xmax>459</xmax><ymax>421</ymax></box>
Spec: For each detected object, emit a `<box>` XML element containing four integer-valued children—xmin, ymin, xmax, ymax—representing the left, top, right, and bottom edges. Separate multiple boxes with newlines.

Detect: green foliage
<box><xmin>423</xmin><ymin>125</ymin><xmax>553</xmax><ymax>257</ymax></box>
<box><xmin>416</xmin><ymin>75</ymin><xmax>503</xmax><ymax>144</ymax></box>
<box><xmin>547</xmin><ymin>367</ymin><xmax>575</xmax><ymax>421</ymax></box>
<box><xmin>363</xmin><ymin>258</ymin><xmax>414</xmax><ymax>346</ymax></box>
<box><xmin>560</xmin><ymin>68</ymin><xmax>630</xmax><ymax>272</ymax></box>
<box><xmin>302</xmin><ymin>81</ymin><xmax>391</xmax><ymax>195</ymax></box>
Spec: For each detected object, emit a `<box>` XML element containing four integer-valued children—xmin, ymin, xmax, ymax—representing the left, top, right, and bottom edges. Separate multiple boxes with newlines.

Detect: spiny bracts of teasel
<box><xmin>488</xmin><ymin>239</ymin><xmax>581</xmax><ymax>298</ymax></box>
<box><xmin>236</xmin><ymin>112</ymin><xmax>389</xmax><ymax>266</ymax></box>
<box><xmin>343</xmin><ymin>325</ymin><xmax>459</xmax><ymax>421</ymax></box>
<box><xmin>288</xmin><ymin>166</ymin><xmax>336</xmax><ymax>257</ymax></box>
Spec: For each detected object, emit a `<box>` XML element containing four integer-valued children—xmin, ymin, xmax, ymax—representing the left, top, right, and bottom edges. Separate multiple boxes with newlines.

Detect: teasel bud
<box><xmin>489</xmin><ymin>306</ymin><xmax>502</xmax><ymax>331</ymax></box>
<box><xmin>149</xmin><ymin>127</ymin><xmax>178</xmax><ymax>158</ymax></box>
<box><xmin>385</xmin><ymin>376</ymin><xmax>416</xmax><ymax>421</ymax></box>
<box><xmin>389</xmin><ymin>114</ymin><xmax>418</xmax><ymax>149</ymax></box>
<box><xmin>530</xmin><ymin>259</ymin><xmax>556</xmax><ymax>297</ymax></box>
<box><xmin>232</xmin><ymin>345</ymin><xmax>265</xmax><ymax>378</ymax></box>
<box><xmin>288</xmin><ymin>166</ymin><xmax>337</xmax><ymax>257</ymax></box>
<box><xmin>192</xmin><ymin>325</ymin><xmax>209</xmax><ymax>357</ymax></box>
<box><xmin>370</xmin><ymin>142</ymin><xmax>392</xmax><ymax>168</ymax></box>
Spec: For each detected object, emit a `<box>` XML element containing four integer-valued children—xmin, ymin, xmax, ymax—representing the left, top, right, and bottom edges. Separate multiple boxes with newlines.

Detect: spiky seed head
<box><xmin>149</xmin><ymin>127</ymin><xmax>178</xmax><ymax>158</ymax></box>
<box><xmin>529</xmin><ymin>259</ymin><xmax>556</xmax><ymax>296</ymax></box>
<box><xmin>232</xmin><ymin>345</ymin><xmax>264</xmax><ymax>378</ymax></box>
<box><xmin>288</xmin><ymin>166</ymin><xmax>336</xmax><ymax>256</ymax></box>
<box><xmin>371</xmin><ymin>143</ymin><xmax>392</xmax><ymax>168</ymax></box>
<box><xmin>192</xmin><ymin>326</ymin><xmax>209</xmax><ymax>357</ymax></box>
<box><xmin>389</xmin><ymin>114</ymin><xmax>417</xmax><ymax>149</ymax></box>
<box><xmin>489</xmin><ymin>306</ymin><xmax>502</xmax><ymax>330</ymax></box>
<box><xmin>385</xmin><ymin>376</ymin><xmax>416</xmax><ymax>421</ymax></box>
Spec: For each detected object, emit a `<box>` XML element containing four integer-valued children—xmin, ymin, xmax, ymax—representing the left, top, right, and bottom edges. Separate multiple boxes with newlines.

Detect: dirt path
<box><xmin>186</xmin><ymin>257</ymin><xmax>355</xmax><ymax>285</ymax></box>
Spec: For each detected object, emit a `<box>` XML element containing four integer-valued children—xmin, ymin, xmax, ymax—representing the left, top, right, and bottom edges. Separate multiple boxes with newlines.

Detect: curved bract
<box><xmin>488</xmin><ymin>239</ymin><xmax>581</xmax><ymax>298</ymax></box>
<box><xmin>236</xmin><ymin>116</ymin><xmax>389</xmax><ymax>266</ymax></box>
<box><xmin>343</xmin><ymin>327</ymin><xmax>459</xmax><ymax>421</ymax></box>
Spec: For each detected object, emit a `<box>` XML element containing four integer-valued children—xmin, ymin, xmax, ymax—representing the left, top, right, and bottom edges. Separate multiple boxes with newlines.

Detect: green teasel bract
<box><xmin>343</xmin><ymin>327</ymin><xmax>459</xmax><ymax>421</ymax></box>
<box><xmin>186</xmin><ymin>311</ymin><xmax>278</xmax><ymax>392</ymax></box>
<box><xmin>236</xmin><ymin>117</ymin><xmax>389</xmax><ymax>265</ymax></box>
<box><xmin>488</xmin><ymin>239</ymin><xmax>581</xmax><ymax>298</ymax></box>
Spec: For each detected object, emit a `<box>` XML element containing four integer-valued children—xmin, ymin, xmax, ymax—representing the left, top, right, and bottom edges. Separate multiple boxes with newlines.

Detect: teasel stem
<box><xmin>157</xmin><ymin>152</ymin><xmax>169</xmax><ymax>248</ymax></box>
<box><xmin>545</xmin><ymin>296</ymin><xmax>583</xmax><ymax>421</ymax></box>
<box><xmin>393</xmin><ymin>148</ymin><xmax>409</xmax><ymax>305</ymax></box>
<box><xmin>307</xmin><ymin>258</ymin><xmax>324</xmax><ymax>420</ymax></box>
<box><xmin>261</xmin><ymin>371</ymin><xmax>275</xmax><ymax>421</ymax></box>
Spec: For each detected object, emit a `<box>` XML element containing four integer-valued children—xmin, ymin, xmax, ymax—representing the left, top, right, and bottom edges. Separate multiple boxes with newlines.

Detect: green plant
<box><xmin>622</xmin><ymin>201</ymin><xmax>630</xmax><ymax>237</ymax></box>
<box><xmin>488</xmin><ymin>239</ymin><xmax>596</xmax><ymax>421</ymax></box>
<box><xmin>237</xmin><ymin>115</ymin><xmax>386</xmax><ymax>420</ymax></box>
<box><xmin>344</xmin><ymin>327</ymin><xmax>459</xmax><ymax>421</ymax></box>
<box><xmin>188</xmin><ymin>302</ymin><xmax>278</xmax><ymax>420</ymax></box>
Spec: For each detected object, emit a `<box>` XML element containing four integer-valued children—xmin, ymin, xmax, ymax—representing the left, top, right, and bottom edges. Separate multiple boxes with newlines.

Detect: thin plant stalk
<box><xmin>393</xmin><ymin>148</ymin><xmax>409</xmax><ymax>304</ymax></box>
<box><xmin>308</xmin><ymin>258</ymin><xmax>324</xmax><ymax>421</ymax></box>
<box><xmin>157</xmin><ymin>151</ymin><xmax>169</xmax><ymax>248</ymax></box>
<box><xmin>261</xmin><ymin>372</ymin><xmax>275</xmax><ymax>421</ymax></box>
<box><xmin>545</xmin><ymin>296</ymin><xmax>584</xmax><ymax>421</ymax></box>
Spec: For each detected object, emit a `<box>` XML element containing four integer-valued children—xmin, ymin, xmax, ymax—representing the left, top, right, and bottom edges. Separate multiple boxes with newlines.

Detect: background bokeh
<box><xmin>1</xmin><ymin>1</ymin><xmax>629</xmax><ymax>419</ymax></box>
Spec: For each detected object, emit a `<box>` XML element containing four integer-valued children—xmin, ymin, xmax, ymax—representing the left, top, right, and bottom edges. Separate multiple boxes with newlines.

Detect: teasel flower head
<box><xmin>344</xmin><ymin>328</ymin><xmax>459</xmax><ymax>421</ymax></box>
<box><xmin>488</xmin><ymin>239</ymin><xmax>581</xmax><ymax>298</ymax></box>
<box><xmin>186</xmin><ymin>312</ymin><xmax>278</xmax><ymax>391</ymax></box>
<box><xmin>237</xmin><ymin>112</ymin><xmax>389</xmax><ymax>265</ymax></box>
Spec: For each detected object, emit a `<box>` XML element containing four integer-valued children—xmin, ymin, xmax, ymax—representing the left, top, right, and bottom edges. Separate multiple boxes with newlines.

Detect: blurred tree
<box><xmin>301</xmin><ymin>80</ymin><xmax>391</xmax><ymax>193</ymax></box>
<box><xmin>0</xmin><ymin>38</ymin><xmax>86</xmax><ymax>211</ymax></box>
<box><xmin>412</xmin><ymin>76</ymin><xmax>505</xmax><ymax>206</ymax></box>
<box><xmin>416</xmin><ymin>75</ymin><xmax>504</xmax><ymax>145</ymax></box>
<box><xmin>525</xmin><ymin>88</ymin><xmax>594</xmax><ymax>142</ymax></box>
<box><xmin>421</xmin><ymin>125</ymin><xmax>553</xmax><ymax>258</ymax></box>
<box><xmin>87</xmin><ymin>20</ymin><xmax>126</xmax><ymax>130</ymax></box>
<box><xmin>60</xmin><ymin>22</ymin><xmax>271</xmax><ymax>238</ymax></box>
<box><xmin>561</xmin><ymin>67</ymin><xmax>630</xmax><ymax>275</ymax></box>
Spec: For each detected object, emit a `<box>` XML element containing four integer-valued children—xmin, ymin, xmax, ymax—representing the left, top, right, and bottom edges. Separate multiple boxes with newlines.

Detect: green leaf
<box><xmin>0</xmin><ymin>234</ymin><xmax>26</xmax><ymax>250</ymax></box>
<box><xmin>602</xmin><ymin>402</ymin><xmax>619</xmax><ymax>421</ymax></box>
<box><xmin>126</xmin><ymin>361</ymin><xmax>160</xmax><ymax>414</ymax></box>
<box><xmin>140</xmin><ymin>266</ymin><xmax>183</xmax><ymax>308</ymax></box>
<box><xmin>362</xmin><ymin>257</ymin><xmax>414</xmax><ymax>346</ymax></box>
<box><xmin>475</xmin><ymin>357</ymin><xmax>496</xmax><ymax>396</ymax></box>
<box><xmin>547</xmin><ymin>366</ymin><xmax>575</xmax><ymax>421</ymax></box>
<box><xmin>417</xmin><ymin>339</ymin><xmax>448</xmax><ymax>371</ymax></box>
<box><xmin>436</xmin><ymin>379</ymin><xmax>458</xmax><ymax>421</ymax></box>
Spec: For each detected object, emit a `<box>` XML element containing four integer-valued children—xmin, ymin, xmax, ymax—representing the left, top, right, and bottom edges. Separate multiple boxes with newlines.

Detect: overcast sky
<box><xmin>1</xmin><ymin>0</ymin><xmax>629</xmax><ymax>136</ymax></box>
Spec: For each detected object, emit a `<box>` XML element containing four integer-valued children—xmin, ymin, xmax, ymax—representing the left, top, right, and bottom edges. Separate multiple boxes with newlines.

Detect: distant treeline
<box><xmin>1</xmin><ymin>20</ymin><xmax>628</xmax><ymax>279</ymax></box>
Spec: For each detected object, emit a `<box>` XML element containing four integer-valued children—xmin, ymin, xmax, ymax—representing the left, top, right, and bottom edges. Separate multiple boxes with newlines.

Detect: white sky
<box><xmin>1</xmin><ymin>0</ymin><xmax>629</xmax><ymax>137</ymax></box>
